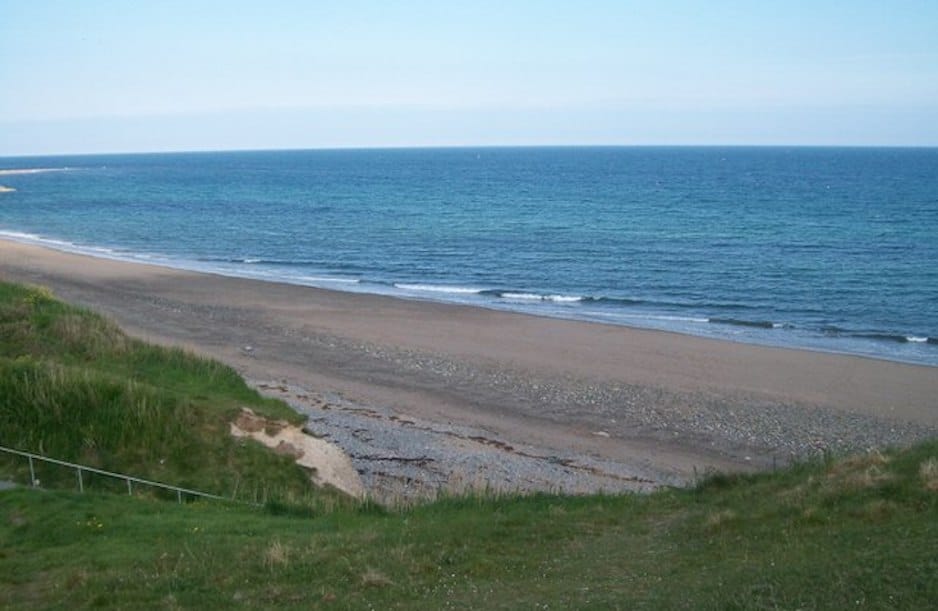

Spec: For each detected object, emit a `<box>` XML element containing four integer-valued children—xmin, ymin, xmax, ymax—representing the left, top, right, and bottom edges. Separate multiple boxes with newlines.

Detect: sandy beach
<box><xmin>2</xmin><ymin>238</ymin><xmax>936</xmax><ymax>500</ymax></box>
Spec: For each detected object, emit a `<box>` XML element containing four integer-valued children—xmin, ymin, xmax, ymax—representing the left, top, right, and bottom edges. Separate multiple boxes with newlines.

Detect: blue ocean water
<box><xmin>1</xmin><ymin>147</ymin><xmax>937</xmax><ymax>365</ymax></box>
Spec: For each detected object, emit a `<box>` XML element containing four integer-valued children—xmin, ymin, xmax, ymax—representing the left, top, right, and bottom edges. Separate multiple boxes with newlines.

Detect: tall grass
<box><xmin>0</xmin><ymin>358</ymin><xmax>188</xmax><ymax>460</ymax></box>
<box><xmin>0</xmin><ymin>281</ymin><xmax>343</xmax><ymax>505</ymax></box>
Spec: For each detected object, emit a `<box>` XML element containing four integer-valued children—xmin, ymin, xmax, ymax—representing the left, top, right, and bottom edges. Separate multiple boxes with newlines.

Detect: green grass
<box><xmin>1</xmin><ymin>279</ymin><xmax>936</xmax><ymax>608</ymax></box>
<box><xmin>0</xmin><ymin>281</ymin><xmax>343</xmax><ymax>506</ymax></box>
<box><xmin>2</xmin><ymin>441</ymin><xmax>937</xmax><ymax>609</ymax></box>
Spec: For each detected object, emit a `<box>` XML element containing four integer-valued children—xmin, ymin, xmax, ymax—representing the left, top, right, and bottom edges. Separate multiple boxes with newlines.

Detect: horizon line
<box><xmin>4</xmin><ymin>142</ymin><xmax>938</xmax><ymax>159</ymax></box>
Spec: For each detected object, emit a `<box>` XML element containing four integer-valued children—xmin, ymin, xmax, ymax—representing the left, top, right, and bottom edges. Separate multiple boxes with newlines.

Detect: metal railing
<box><xmin>0</xmin><ymin>445</ymin><xmax>254</xmax><ymax>505</ymax></box>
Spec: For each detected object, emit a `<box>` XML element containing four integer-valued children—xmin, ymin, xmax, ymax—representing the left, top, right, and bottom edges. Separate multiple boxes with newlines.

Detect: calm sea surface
<box><xmin>1</xmin><ymin>147</ymin><xmax>936</xmax><ymax>365</ymax></box>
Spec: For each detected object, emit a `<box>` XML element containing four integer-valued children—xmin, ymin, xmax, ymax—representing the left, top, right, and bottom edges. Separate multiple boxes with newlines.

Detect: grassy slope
<box><xmin>1</xmin><ymin>280</ymin><xmax>936</xmax><ymax>608</ymax></box>
<box><xmin>0</xmin><ymin>281</ymin><xmax>342</xmax><ymax>505</ymax></box>
<box><xmin>2</xmin><ymin>443</ymin><xmax>937</xmax><ymax>609</ymax></box>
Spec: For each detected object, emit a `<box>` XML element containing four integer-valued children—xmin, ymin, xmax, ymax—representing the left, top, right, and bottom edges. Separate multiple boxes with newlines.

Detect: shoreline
<box><xmin>2</xmin><ymin>238</ymin><xmax>936</xmax><ymax>500</ymax></box>
<box><xmin>1</xmin><ymin>230</ymin><xmax>935</xmax><ymax>369</ymax></box>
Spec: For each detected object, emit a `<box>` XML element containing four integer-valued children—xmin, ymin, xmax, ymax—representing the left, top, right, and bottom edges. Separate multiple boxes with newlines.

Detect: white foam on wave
<box><xmin>500</xmin><ymin>292</ymin><xmax>541</xmax><ymax>300</ymax></box>
<box><xmin>0</xmin><ymin>167</ymin><xmax>72</xmax><ymax>176</ymax></box>
<box><xmin>546</xmin><ymin>295</ymin><xmax>584</xmax><ymax>303</ymax></box>
<box><xmin>297</xmin><ymin>275</ymin><xmax>360</xmax><ymax>285</ymax></box>
<box><xmin>0</xmin><ymin>229</ymin><xmax>44</xmax><ymax>242</ymax></box>
<box><xmin>609</xmin><ymin>312</ymin><xmax>710</xmax><ymax>324</ymax></box>
<box><xmin>0</xmin><ymin>228</ymin><xmax>126</xmax><ymax>257</ymax></box>
<box><xmin>0</xmin><ymin>229</ymin><xmax>88</xmax><ymax>252</ymax></box>
<box><xmin>501</xmin><ymin>292</ymin><xmax>583</xmax><ymax>303</ymax></box>
<box><xmin>395</xmin><ymin>283</ymin><xmax>484</xmax><ymax>295</ymax></box>
<box><xmin>907</xmin><ymin>336</ymin><xmax>928</xmax><ymax>343</ymax></box>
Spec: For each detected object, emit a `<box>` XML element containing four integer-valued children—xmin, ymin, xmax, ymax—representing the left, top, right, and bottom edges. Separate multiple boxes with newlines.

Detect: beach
<box><xmin>2</xmin><ymin>238</ymin><xmax>936</xmax><ymax>500</ymax></box>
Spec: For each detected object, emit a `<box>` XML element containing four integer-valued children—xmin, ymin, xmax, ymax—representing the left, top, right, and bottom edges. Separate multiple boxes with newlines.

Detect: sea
<box><xmin>1</xmin><ymin>147</ymin><xmax>936</xmax><ymax>366</ymax></box>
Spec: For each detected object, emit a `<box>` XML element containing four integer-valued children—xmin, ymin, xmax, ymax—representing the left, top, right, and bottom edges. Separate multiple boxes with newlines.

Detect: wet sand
<box><xmin>2</xmin><ymin>239</ymin><xmax>936</xmax><ymax>499</ymax></box>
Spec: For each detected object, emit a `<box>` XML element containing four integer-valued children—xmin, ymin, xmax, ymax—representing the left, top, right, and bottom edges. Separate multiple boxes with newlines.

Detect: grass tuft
<box><xmin>824</xmin><ymin>450</ymin><xmax>895</xmax><ymax>492</ymax></box>
<box><xmin>920</xmin><ymin>457</ymin><xmax>938</xmax><ymax>491</ymax></box>
<box><xmin>263</xmin><ymin>541</ymin><xmax>291</xmax><ymax>570</ymax></box>
<box><xmin>704</xmin><ymin>508</ymin><xmax>737</xmax><ymax>530</ymax></box>
<box><xmin>361</xmin><ymin>567</ymin><xmax>394</xmax><ymax>588</ymax></box>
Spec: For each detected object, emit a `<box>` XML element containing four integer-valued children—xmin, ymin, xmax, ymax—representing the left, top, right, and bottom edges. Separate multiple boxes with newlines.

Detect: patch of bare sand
<box><xmin>230</xmin><ymin>407</ymin><xmax>365</xmax><ymax>499</ymax></box>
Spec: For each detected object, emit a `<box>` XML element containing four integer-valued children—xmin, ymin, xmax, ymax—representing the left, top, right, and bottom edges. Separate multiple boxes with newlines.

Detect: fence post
<box><xmin>177</xmin><ymin>489</ymin><xmax>182</xmax><ymax>504</ymax></box>
<box><xmin>127</xmin><ymin>478</ymin><xmax>132</xmax><ymax>496</ymax></box>
<box><xmin>77</xmin><ymin>467</ymin><xmax>84</xmax><ymax>493</ymax></box>
<box><xmin>28</xmin><ymin>456</ymin><xmax>36</xmax><ymax>486</ymax></box>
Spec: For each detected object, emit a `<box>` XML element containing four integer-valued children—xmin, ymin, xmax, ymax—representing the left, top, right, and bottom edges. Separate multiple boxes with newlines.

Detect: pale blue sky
<box><xmin>2</xmin><ymin>0</ymin><xmax>937</xmax><ymax>154</ymax></box>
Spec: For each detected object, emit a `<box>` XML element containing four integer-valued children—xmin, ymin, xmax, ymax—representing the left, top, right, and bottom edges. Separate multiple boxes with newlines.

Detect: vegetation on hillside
<box><xmin>0</xmin><ymin>281</ymin><xmax>339</xmax><ymax>505</ymax></box>
<box><xmin>1</xmin><ymin>279</ymin><xmax>936</xmax><ymax>608</ymax></box>
<box><xmin>1</xmin><ymin>440</ymin><xmax>936</xmax><ymax>608</ymax></box>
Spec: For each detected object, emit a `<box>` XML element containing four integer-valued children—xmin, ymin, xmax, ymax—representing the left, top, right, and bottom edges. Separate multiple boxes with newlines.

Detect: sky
<box><xmin>1</xmin><ymin>0</ymin><xmax>937</xmax><ymax>155</ymax></box>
